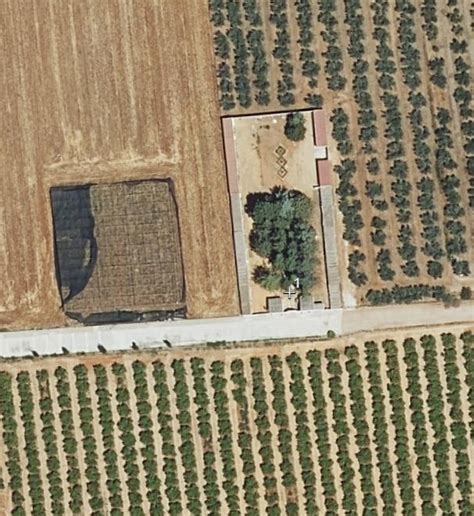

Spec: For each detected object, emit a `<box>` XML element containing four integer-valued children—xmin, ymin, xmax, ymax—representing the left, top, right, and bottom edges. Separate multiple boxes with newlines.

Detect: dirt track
<box><xmin>0</xmin><ymin>0</ymin><xmax>239</xmax><ymax>330</ymax></box>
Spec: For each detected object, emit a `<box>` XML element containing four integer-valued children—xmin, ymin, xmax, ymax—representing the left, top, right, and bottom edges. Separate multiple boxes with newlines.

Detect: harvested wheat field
<box><xmin>0</xmin><ymin>0</ymin><xmax>239</xmax><ymax>330</ymax></box>
<box><xmin>209</xmin><ymin>0</ymin><xmax>474</xmax><ymax>306</ymax></box>
<box><xmin>0</xmin><ymin>325</ymin><xmax>472</xmax><ymax>514</ymax></box>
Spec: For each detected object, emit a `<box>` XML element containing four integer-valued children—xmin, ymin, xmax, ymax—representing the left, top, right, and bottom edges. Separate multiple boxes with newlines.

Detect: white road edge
<box><xmin>0</xmin><ymin>302</ymin><xmax>472</xmax><ymax>358</ymax></box>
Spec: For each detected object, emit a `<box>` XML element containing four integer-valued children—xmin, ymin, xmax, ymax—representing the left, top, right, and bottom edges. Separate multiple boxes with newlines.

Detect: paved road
<box><xmin>0</xmin><ymin>302</ymin><xmax>472</xmax><ymax>358</ymax></box>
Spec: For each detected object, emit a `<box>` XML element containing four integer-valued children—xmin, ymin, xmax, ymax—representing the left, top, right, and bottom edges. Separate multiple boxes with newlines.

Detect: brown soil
<box><xmin>0</xmin><ymin>0</ymin><xmax>239</xmax><ymax>330</ymax></box>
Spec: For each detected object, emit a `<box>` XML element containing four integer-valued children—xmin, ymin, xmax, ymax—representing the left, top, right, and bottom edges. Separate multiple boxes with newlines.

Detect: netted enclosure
<box><xmin>51</xmin><ymin>180</ymin><xmax>185</xmax><ymax>320</ymax></box>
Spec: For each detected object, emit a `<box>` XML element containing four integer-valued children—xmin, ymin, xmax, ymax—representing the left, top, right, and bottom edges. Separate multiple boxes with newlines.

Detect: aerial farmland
<box><xmin>0</xmin><ymin>326</ymin><xmax>472</xmax><ymax>514</ymax></box>
<box><xmin>0</xmin><ymin>1</ymin><xmax>473</xmax><ymax>515</ymax></box>
<box><xmin>210</xmin><ymin>0</ymin><xmax>473</xmax><ymax>307</ymax></box>
<box><xmin>0</xmin><ymin>0</ymin><xmax>239</xmax><ymax>331</ymax></box>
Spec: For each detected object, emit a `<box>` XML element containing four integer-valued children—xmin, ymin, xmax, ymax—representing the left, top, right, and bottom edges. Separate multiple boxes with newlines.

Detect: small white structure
<box><xmin>314</xmin><ymin>145</ymin><xmax>328</xmax><ymax>159</ymax></box>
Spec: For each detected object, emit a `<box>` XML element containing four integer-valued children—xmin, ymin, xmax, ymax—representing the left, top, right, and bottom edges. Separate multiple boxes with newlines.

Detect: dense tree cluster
<box><xmin>55</xmin><ymin>367</ymin><xmax>83</xmax><ymax>513</ymax></box>
<box><xmin>132</xmin><ymin>362</ymin><xmax>164</xmax><ymax>513</ymax></box>
<box><xmin>348</xmin><ymin>249</ymin><xmax>368</xmax><ymax>286</ymax></box>
<box><xmin>334</xmin><ymin>158</ymin><xmax>362</xmax><ymax>245</ymax></box>
<box><xmin>246</xmin><ymin>187</ymin><xmax>316</xmax><ymax>293</ymax></box>
<box><xmin>0</xmin><ymin>372</ymin><xmax>25</xmax><ymax>514</ymax></box>
<box><xmin>363</xmin><ymin>343</ymin><xmax>397</xmax><ymax>512</ymax></box>
<box><xmin>402</xmin><ymin>339</ymin><xmax>437</xmax><ymax>512</ymax></box>
<box><xmin>345</xmin><ymin>346</ymin><xmax>378</xmax><ymax>512</ymax></box>
<box><xmin>16</xmin><ymin>372</ymin><xmax>46</xmax><ymax>514</ymax></box>
<box><xmin>226</xmin><ymin>1</ymin><xmax>252</xmax><ymax>108</ymax></box>
<box><xmin>373</xmin><ymin>1</ymin><xmax>421</xmax><ymax>278</ymax></box>
<box><xmin>461</xmin><ymin>331</ymin><xmax>474</xmax><ymax>440</ymax></box>
<box><xmin>210</xmin><ymin>0</ymin><xmax>270</xmax><ymax>109</ymax></box>
<box><xmin>242</xmin><ymin>1</ymin><xmax>271</xmax><ymax>106</ymax></box>
<box><xmin>446</xmin><ymin>4</ymin><xmax>474</xmax><ymax>208</ymax></box>
<box><xmin>0</xmin><ymin>332</ymin><xmax>473</xmax><ymax>514</ymax></box>
<box><xmin>172</xmin><ymin>360</ymin><xmax>202</xmax><ymax>514</ymax></box>
<box><xmin>210</xmin><ymin>0</ymin><xmax>323</xmax><ymax>110</ymax></box>
<box><xmin>330</xmin><ymin>107</ymin><xmax>353</xmax><ymax>156</ymax></box>
<box><xmin>421</xmin><ymin>0</ymin><xmax>438</xmax><ymax>41</ymax></box>
<box><xmin>420</xmin><ymin>336</ymin><xmax>456</xmax><ymax>513</ymax></box>
<box><xmin>110</xmin><ymin>363</ymin><xmax>146</xmax><ymax>514</ymax></box>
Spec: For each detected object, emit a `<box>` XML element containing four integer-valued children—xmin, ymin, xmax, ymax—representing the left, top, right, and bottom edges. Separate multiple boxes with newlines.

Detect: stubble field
<box><xmin>0</xmin><ymin>0</ymin><xmax>239</xmax><ymax>330</ymax></box>
<box><xmin>0</xmin><ymin>325</ymin><xmax>472</xmax><ymax>514</ymax></box>
<box><xmin>209</xmin><ymin>0</ymin><xmax>474</xmax><ymax>305</ymax></box>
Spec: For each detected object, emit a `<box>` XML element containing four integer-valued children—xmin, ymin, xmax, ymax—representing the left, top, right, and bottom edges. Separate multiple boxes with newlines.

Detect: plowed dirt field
<box><xmin>0</xmin><ymin>0</ymin><xmax>239</xmax><ymax>330</ymax></box>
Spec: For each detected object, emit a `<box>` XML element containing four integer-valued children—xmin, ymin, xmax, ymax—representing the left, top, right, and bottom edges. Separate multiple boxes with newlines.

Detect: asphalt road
<box><xmin>0</xmin><ymin>302</ymin><xmax>472</xmax><ymax>358</ymax></box>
